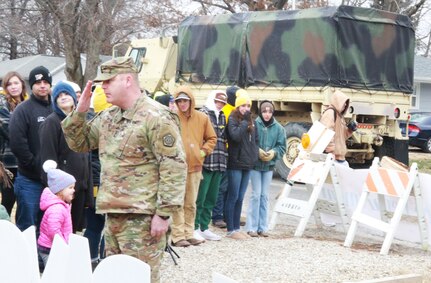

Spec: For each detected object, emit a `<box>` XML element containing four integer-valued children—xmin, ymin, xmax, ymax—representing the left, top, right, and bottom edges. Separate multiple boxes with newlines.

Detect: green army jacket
<box><xmin>61</xmin><ymin>94</ymin><xmax>187</xmax><ymax>217</ymax></box>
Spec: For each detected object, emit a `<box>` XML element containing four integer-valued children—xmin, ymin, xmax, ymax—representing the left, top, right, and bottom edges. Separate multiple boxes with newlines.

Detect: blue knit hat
<box><xmin>43</xmin><ymin>160</ymin><xmax>76</xmax><ymax>194</ymax></box>
<box><xmin>51</xmin><ymin>81</ymin><xmax>77</xmax><ymax>118</ymax></box>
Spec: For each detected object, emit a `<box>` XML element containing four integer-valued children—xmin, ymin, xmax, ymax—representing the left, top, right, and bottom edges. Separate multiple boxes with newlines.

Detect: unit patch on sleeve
<box><xmin>162</xmin><ymin>134</ymin><xmax>175</xmax><ymax>147</ymax></box>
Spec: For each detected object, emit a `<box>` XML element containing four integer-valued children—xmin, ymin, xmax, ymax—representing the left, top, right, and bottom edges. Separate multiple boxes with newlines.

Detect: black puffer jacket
<box><xmin>226</xmin><ymin>111</ymin><xmax>259</xmax><ymax>170</ymax></box>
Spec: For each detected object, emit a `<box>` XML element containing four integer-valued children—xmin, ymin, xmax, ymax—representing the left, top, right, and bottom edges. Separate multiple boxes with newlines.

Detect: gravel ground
<box><xmin>160</xmin><ymin>171</ymin><xmax>431</xmax><ymax>283</ymax></box>
<box><xmin>160</xmin><ymin>220</ymin><xmax>431</xmax><ymax>283</ymax></box>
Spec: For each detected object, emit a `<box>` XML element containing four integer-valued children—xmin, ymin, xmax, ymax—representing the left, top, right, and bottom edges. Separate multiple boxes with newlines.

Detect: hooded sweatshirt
<box><xmin>174</xmin><ymin>86</ymin><xmax>217</xmax><ymax>173</ymax></box>
<box><xmin>320</xmin><ymin>90</ymin><xmax>353</xmax><ymax>161</ymax></box>
<box><xmin>38</xmin><ymin>187</ymin><xmax>72</xmax><ymax>248</ymax></box>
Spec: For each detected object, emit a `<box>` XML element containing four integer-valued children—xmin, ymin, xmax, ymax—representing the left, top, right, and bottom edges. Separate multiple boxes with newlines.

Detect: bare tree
<box><xmin>0</xmin><ymin>0</ymin><xmax>36</xmax><ymax>59</ymax></box>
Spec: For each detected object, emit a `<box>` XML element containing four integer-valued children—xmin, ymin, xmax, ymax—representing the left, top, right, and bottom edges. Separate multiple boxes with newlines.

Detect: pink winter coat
<box><xmin>37</xmin><ymin>187</ymin><xmax>73</xmax><ymax>248</ymax></box>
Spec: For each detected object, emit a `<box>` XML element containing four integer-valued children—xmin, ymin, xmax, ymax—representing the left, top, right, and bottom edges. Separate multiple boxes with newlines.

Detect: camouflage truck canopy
<box><xmin>177</xmin><ymin>5</ymin><xmax>414</xmax><ymax>93</ymax></box>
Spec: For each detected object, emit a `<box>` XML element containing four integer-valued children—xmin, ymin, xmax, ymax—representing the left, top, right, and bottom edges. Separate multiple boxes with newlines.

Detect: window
<box><xmin>128</xmin><ymin>48</ymin><xmax>147</xmax><ymax>72</ymax></box>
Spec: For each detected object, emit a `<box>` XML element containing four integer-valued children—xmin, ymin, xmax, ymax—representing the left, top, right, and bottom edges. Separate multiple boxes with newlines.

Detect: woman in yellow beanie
<box><xmin>92</xmin><ymin>85</ymin><xmax>112</xmax><ymax>113</ymax></box>
<box><xmin>225</xmin><ymin>90</ymin><xmax>259</xmax><ymax>240</ymax></box>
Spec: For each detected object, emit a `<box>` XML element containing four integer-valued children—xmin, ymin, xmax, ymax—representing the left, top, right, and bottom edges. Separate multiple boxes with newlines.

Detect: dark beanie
<box><xmin>226</xmin><ymin>86</ymin><xmax>239</xmax><ymax>107</ymax></box>
<box><xmin>155</xmin><ymin>94</ymin><xmax>171</xmax><ymax>107</ymax></box>
<box><xmin>29</xmin><ymin>66</ymin><xmax>52</xmax><ymax>89</ymax></box>
<box><xmin>51</xmin><ymin>81</ymin><xmax>77</xmax><ymax>119</ymax></box>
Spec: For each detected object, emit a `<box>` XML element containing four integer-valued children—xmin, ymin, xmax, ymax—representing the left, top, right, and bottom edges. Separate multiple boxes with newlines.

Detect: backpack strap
<box><xmin>320</xmin><ymin>106</ymin><xmax>337</xmax><ymax>122</ymax></box>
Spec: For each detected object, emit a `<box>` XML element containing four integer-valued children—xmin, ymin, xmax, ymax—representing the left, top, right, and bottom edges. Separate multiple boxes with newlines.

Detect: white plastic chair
<box><xmin>0</xmin><ymin>220</ymin><xmax>39</xmax><ymax>283</ymax></box>
<box><xmin>92</xmin><ymin>254</ymin><xmax>151</xmax><ymax>283</ymax></box>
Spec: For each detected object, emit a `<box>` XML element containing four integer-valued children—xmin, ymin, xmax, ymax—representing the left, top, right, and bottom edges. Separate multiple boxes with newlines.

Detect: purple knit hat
<box><xmin>43</xmin><ymin>160</ymin><xmax>76</xmax><ymax>194</ymax></box>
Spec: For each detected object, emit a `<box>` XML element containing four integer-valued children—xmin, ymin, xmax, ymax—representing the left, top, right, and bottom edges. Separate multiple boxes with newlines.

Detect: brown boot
<box><xmin>187</xmin><ymin>238</ymin><xmax>205</xmax><ymax>246</ymax></box>
<box><xmin>172</xmin><ymin>239</ymin><xmax>191</xmax><ymax>247</ymax></box>
<box><xmin>213</xmin><ymin>220</ymin><xmax>227</xmax><ymax>228</ymax></box>
<box><xmin>226</xmin><ymin>231</ymin><xmax>248</xmax><ymax>240</ymax></box>
<box><xmin>258</xmin><ymin>231</ymin><xmax>269</xmax><ymax>237</ymax></box>
<box><xmin>247</xmin><ymin>231</ymin><xmax>259</xmax><ymax>237</ymax></box>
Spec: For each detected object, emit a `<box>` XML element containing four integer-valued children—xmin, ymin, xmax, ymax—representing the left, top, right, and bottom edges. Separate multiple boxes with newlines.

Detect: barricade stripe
<box><xmin>288</xmin><ymin>162</ymin><xmax>304</xmax><ymax>180</ymax></box>
<box><xmin>372</xmin><ymin>169</ymin><xmax>387</xmax><ymax>195</ymax></box>
<box><xmin>365</xmin><ymin>173</ymin><xmax>378</xmax><ymax>193</ymax></box>
<box><xmin>388</xmin><ymin>170</ymin><xmax>408</xmax><ymax>196</ymax></box>
<box><xmin>379</xmin><ymin>168</ymin><xmax>397</xmax><ymax>196</ymax></box>
<box><xmin>398</xmin><ymin>171</ymin><xmax>409</xmax><ymax>190</ymax></box>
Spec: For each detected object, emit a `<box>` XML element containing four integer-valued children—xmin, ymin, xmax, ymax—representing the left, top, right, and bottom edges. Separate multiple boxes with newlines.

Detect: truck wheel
<box><xmin>275</xmin><ymin>122</ymin><xmax>311</xmax><ymax>180</ymax></box>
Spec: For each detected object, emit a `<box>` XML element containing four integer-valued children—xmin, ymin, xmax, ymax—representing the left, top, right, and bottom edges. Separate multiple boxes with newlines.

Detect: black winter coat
<box><xmin>226</xmin><ymin>112</ymin><xmax>259</xmax><ymax>170</ymax></box>
<box><xmin>9</xmin><ymin>95</ymin><xmax>52</xmax><ymax>180</ymax></box>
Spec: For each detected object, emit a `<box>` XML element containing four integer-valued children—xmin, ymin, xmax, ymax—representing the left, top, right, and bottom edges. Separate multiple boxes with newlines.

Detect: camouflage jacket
<box><xmin>61</xmin><ymin>94</ymin><xmax>187</xmax><ymax>216</ymax></box>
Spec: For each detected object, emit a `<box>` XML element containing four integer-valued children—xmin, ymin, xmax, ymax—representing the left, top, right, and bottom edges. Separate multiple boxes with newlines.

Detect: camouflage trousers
<box><xmin>105</xmin><ymin>213</ymin><xmax>166</xmax><ymax>283</ymax></box>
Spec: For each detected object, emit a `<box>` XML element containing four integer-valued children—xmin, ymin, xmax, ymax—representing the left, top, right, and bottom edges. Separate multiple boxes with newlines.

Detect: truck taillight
<box><xmin>394</xmin><ymin>108</ymin><xmax>400</xmax><ymax>118</ymax></box>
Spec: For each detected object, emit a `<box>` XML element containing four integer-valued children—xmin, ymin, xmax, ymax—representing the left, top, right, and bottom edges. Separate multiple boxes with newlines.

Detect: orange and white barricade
<box><xmin>344</xmin><ymin>157</ymin><xmax>428</xmax><ymax>255</ymax></box>
<box><xmin>269</xmin><ymin>151</ymin><xmax>349</xmax><ymax>236</ymax></box>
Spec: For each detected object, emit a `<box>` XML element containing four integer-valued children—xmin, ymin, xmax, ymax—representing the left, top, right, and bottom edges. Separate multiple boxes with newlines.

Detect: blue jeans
<box><xmin>14</xmin><ymin>173</ymin><xmax>43</xmax><ymax>231</ymax></box>
<box><xmin>83</xmin><ymin>205</ymin><xmax>106</xmax><ymax>260</ymax></box>
<box><xmin>225</xmin><ymin>169</ymin><xmax>250</xmax><ymax>232</ymax></box>
<box><xmin>246</xmin><ymin>170</ymin><xmax>273</xmax><ymax>233</ymax></box>
<box><xmin>212</xmin><ymin>171</ymin><xmax>228</xmax><ymax>222</ymax></box>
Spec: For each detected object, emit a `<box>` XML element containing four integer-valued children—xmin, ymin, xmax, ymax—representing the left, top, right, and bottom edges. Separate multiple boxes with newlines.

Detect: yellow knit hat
<box><xmin>235</xmin><ymin>91</ymin><xmax>251</xmax><ymax>108</ymax></box>
<box><xmin>93</xmin><ymin>85</ymin><xmax>112</xmax><ymax>113</ymax></box>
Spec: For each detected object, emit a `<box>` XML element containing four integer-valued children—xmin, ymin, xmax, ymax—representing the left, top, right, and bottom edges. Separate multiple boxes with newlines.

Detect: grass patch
<box><xmin>410</xmin><ymin>159</ymin><xmax>431</xmax><ymax>174</ymax></box>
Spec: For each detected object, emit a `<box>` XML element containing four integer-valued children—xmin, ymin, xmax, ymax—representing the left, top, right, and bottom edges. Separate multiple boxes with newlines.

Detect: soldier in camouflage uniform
<box><xmin>61</xmin><ymin>57</ymin><xmax>187</xmax><ymax>283</ymax></box>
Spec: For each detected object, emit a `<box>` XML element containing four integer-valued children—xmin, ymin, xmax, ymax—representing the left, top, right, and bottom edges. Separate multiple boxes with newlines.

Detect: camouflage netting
<box><xmin>177</xmin><ymin>5</ymin><xmax>414</xmax><ymax>93</ymax></box>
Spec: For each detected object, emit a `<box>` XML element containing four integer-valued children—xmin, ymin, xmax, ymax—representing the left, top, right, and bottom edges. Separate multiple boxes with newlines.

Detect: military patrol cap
<box><xmin>94</xmin><ymin>56</ymin><xmax>138</xmax><ymax>82</ymax></box>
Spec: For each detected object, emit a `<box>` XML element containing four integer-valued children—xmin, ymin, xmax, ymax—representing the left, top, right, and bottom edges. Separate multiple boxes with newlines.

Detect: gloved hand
<box><xmin>243</xmin><ymin>111</ymin><xmax>251</xmax><ymax>121</ymax></box>
<box><xmin>347</xmin><ymin>120</ymin><xmax>358</xmax><ymax>132</ymax></box>
<box><xmin>258</xmin><ymin>148</ymin><xmax>267</xmax><ymax>160</ymax></box>
<box><xmin>260</xmin><ymin>149</ymin><xmax>275</xmax><ymax>162</ymax></box>
<box><xmin>200</xmin><ymin>150</ymin><xmax>206</xmax><ymax>158</ymax></box>
<box><xmin>265</xmin><ymin>149</ymin><xmax>275</xmax><ymax>161</ymax></box>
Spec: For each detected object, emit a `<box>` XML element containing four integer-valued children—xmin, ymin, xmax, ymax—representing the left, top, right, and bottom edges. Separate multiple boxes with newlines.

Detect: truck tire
<box><xmin>373</xmin><ymin>136</ymin><xmax>409</xmax><ymax>165</ymax></box>
<box><xmin>275</xmin><ymin>122</ymin><xmax>311</xmax><ymax>180</ymax></box>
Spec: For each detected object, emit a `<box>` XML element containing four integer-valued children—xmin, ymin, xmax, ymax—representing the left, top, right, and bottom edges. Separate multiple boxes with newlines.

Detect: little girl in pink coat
<box><xmin>37</xmin><ymin>160</ymin><xmax>76</xmax><ymax>267</ymax></box>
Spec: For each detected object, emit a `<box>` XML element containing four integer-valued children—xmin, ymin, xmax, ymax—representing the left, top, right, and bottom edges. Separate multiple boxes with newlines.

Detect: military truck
<box><xmin>115</xmin><ymin>5</ymin><xmax>414</xmax><ymax>179</ymax></box>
